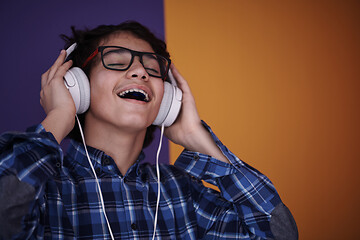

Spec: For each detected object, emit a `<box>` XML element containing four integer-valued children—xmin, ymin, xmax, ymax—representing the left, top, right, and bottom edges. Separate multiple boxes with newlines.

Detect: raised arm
<box><xmin>166</xmin><ymin>66</ymin><xmax>298</xmax><ymax>239</ymax></box>
<box><xmin>40</xmin><ymin>50</ymin><xmax>76</xmax><ymax>144</ymax></box>
<box><xmin>164</xmin><ymin>65</ymin><xmax>228</xmax><ymax>163</ymax></box>
<box><xmin>0</xmin><ymin>50</ymin><xmax>73</xmax><ymax>239</ymax></box>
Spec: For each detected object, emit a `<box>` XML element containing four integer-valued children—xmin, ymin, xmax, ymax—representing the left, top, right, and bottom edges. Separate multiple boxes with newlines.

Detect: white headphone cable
<box><xmin>75</xmin><ymin>115</ymin><xmax>115</xmax><ymax>240</ymax></box>
<box><xmin>76</xmin><ymin>115</ymin><xmax>164</xmax><ymax>240</ymax></box>
<box><xmin>152</xmin><ymin>123</ymin><xmax>165</xmax><ymax>240</ymax></box>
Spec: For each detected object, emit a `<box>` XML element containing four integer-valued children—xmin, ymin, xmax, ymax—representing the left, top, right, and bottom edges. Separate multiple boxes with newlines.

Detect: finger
<box><xmin>46</xmin><ymin>60</ymin><xmax>73</xmax><ymax>88</ymax></box>
<box><xmin>41</xmin><ymin>70</ymin><xmax>50</xmax><ymax>89</ymax></box>
<box><xmin>48</xmin><ymin>50</ymin><xmax>67</xmax><ymax>80</ymax></box>
<box><xmin>52</xmin><ymin>60</ymin><xmax>73</xmax><ymax>82</ymax></box>
<box><xmin>170</xmin><ymin>64</ymin><xmax>192</xmax><ymax>94</ymax></box>
<box><xmin>40</xmin><ymin>90</ymin><xmax>44</xmax><ymax>107</ymax></box>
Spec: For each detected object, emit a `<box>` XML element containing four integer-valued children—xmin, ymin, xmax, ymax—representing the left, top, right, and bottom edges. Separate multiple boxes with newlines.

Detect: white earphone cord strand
<box><xmin>76</xmin><ymin>115</ymin><xmax>164</xmax><ymax>240</ymax></box>
<box><xmin>152</xmin><ymin>123</ymin><xmax>164</xmax><ymax>240</ymax></box>
<box><xmin>75</xmin><ymin>115</ymin><xmax>115</xmax><ymax>240</ymax></box>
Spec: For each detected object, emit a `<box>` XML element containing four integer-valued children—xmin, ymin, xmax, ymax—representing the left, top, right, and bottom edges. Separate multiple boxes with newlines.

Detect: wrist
<box><xmin>181</xmin><ymin>122</ymin><xmax>229</xmax><ymax>163</ymax></box>
<box><xmin>42</xmin><ymin>110</ymin><xmax>75</xmax><ymax>144</ymax></box>
<box><xmin>182</xmin><ymin>122</ymin><xmax>204</xmax><ymax>148</ymax></box>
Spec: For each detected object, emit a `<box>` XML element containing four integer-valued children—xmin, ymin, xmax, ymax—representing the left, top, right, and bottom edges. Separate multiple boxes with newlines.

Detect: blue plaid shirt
<box><xmin>0</xmin><ymin>122</ymin><xmax>294</xmax><ymax>239</ymax></box>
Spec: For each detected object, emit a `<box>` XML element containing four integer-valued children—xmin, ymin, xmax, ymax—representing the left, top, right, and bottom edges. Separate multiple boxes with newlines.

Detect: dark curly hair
<box><xmin>62</xmin><ymin>21</ymin><xmax>170</xmax><ymax>148</ymax></box>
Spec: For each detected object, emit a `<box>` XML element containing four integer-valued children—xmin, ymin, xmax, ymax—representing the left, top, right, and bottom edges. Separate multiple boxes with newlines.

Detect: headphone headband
<box><xmin>65</xmin><ymin>43</ymin><xmax>77</xmax><ymax>59</ymax></box>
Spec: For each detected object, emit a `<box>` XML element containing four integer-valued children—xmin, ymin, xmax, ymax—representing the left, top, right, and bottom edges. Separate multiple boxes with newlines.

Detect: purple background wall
<box><xmin>0</xmin><ymin>0</ymin><xmax>169</xmax><ymax>164</ymax></box>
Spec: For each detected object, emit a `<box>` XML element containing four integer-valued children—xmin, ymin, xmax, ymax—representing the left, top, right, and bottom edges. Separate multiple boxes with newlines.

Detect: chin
<box><xmin>117</xmin><ymin>115</ymin><xmax>154</xmax><ymax>131</ymax></box>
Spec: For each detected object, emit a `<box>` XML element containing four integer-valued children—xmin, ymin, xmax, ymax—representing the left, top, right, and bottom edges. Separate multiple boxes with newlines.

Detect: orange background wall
<box><xmin>165</xmin><ymin>0</ymin><xmax>360</xmax><ymax>239</ymax></box>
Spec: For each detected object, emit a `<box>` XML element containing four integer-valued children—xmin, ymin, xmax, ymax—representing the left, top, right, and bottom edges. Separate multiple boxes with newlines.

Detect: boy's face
<box><xmin>86</xmin><ymin>32</ymin><xmax>164</xmax><ymax>133</ymax></box>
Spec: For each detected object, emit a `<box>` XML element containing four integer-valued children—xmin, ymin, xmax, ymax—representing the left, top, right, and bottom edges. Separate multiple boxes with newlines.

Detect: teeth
<box><xmin>118</xmin><ymin>88</ymin><xmax>149</xmax><ymax>102</ymax></box>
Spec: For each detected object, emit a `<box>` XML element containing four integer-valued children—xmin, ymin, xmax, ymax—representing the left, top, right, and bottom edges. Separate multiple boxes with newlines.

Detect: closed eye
<box><xmin>145</xmin><ymin>67</ymin><xmax>159</xmax><ymax>74</ymax></box>
<box><xmin>107</xmin><ymin>63</ymin><xmax>127</xmax><ymax>67</ymax></box>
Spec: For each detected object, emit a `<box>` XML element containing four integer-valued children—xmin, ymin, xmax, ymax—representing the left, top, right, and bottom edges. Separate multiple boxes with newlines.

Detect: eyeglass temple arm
<box><xmin>82</xmin><ymin>48</ymin><xmax>99</xmax><ymax>68</ymax></box>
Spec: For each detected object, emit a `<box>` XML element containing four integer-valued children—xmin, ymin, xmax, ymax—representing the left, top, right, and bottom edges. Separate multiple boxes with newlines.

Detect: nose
<box><xmin>126</xmin><ymin>58</ymin><xmax>149</xmax><ymax>81</ymax></box>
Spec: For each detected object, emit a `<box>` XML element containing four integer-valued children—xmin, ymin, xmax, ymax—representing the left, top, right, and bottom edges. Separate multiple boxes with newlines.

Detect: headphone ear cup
<box><xmin>153</xmin><ymin>81</ymin><xmax>182</xmax><ymax>127</ymax></box>
<box><xmin>63</xmin><ymin>67</ymin><xmax>90</xmax><ymax>114</ymax></box>
<box><xmin>153</xmin><ymin>82</ymin><xmax>172</xmax><ymax>126</ymax></box>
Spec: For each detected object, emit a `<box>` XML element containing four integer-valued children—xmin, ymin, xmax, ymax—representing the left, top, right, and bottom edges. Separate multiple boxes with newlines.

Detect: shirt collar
<box><xmin>66</xmin><ymin>140</ymin><xmax>145</xmax><ymax>177</ymax></box>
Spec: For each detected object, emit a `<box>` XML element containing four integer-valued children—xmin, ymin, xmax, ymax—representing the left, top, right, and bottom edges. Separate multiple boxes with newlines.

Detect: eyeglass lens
<box><xmin>101</xmin><ymin>47</ymin><xmax>168</xmax><ymax>78</ymax></box>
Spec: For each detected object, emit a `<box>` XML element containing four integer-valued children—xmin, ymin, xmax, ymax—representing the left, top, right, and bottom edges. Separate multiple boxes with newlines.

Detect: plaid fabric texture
<box><xmin>0</xmin><ymin>122</ymin><xmax>281</xmax><ymax>239</ymax></box>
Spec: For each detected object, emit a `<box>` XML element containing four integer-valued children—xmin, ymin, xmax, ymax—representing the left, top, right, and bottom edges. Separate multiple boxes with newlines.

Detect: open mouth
<box><xmin>117</xmin><ymin>88</ymin><xmax>150</xmax><ymax>102</ymax></box>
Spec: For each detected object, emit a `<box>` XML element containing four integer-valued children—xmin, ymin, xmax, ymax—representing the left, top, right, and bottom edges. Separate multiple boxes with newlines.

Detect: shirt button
<box><xmin>131</xmin><ymin>223</ymin><xmax>137</xmax><ymax>230</ymax></box>
<box><xmin>55</xmin><ymin>162</ymin><xmax>61</xmax><ymax>168</ymax></box>
<box><xmin>194</xmin><ymin>155</ymin><xmax>200</xmax><ymax>161</ymax></box>
<box><xmin>103</xmin><ymin>158</ymin><xmax>111</xmax><ymax>165</ymax></box>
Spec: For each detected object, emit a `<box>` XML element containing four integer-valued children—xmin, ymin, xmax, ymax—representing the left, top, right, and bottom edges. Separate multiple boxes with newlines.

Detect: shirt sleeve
<box><xmin>0</xmin><ymin>124</ymin><xmax>63</xmax><ymax>239</ymax></box>
<box><xmin>174</xmin><ymin>121</ymin><xmax>298</xmax><ymax>239</ymax></box>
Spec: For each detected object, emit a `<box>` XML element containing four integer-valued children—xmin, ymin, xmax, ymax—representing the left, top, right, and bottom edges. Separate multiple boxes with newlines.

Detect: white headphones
<box><xmin>64</xmin><ymin>43</ymin><xmax>182</xmax><ymax>126</ymax></box>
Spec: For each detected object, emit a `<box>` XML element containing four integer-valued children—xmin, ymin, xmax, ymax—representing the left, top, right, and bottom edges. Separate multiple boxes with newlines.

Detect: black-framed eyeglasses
<box><xmin>82</xmin><ymin>46</ymin><xmax>171</xmax><ymax>80</ymax></box>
